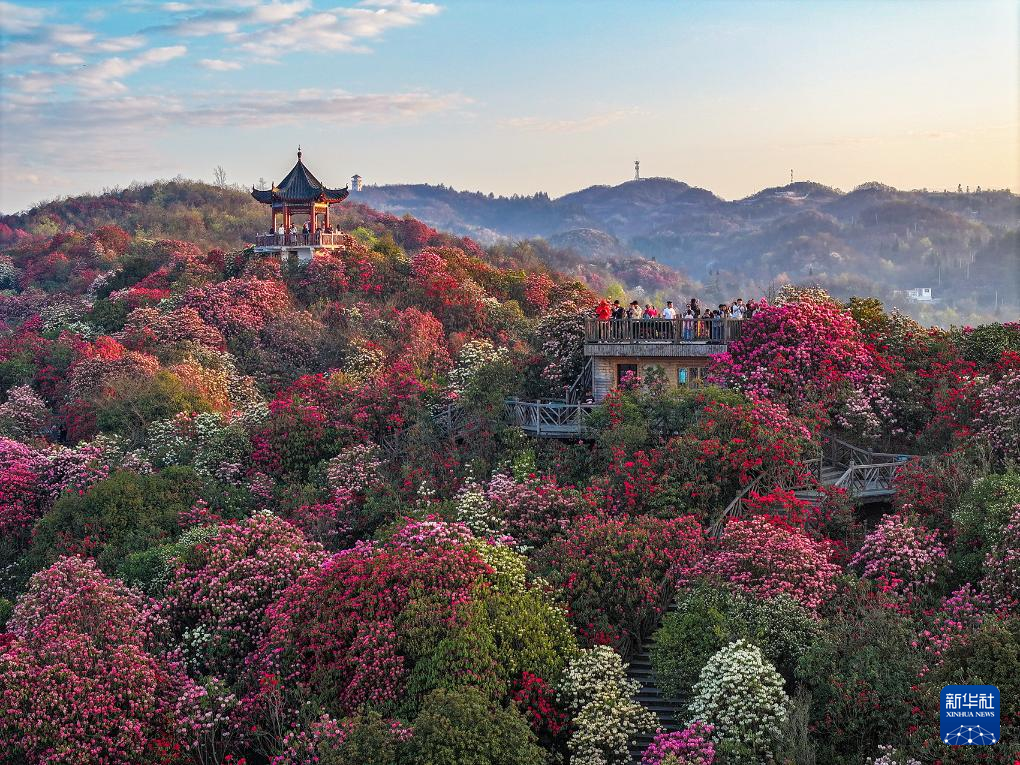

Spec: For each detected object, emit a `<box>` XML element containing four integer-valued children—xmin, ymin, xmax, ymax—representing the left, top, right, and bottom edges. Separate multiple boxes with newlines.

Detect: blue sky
<box><xmin>0</xmin><ymin>0</ymin><xmax>1017</xmax><ymax>212</ymax></box>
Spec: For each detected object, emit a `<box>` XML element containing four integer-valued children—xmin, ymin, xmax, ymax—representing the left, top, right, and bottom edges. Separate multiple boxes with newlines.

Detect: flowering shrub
<box><xmin>688</xmin><ymin>640</ymin><xmax>789</xmax><ymax>761</ymax></box>
<box><xmin>447</xmin><ymin>338</ymin><xmax>512</xmax><ymax>398</ymax></box>
<box><xmin>892</xmin><ymin>456</ymin><xmax>969</xmax><ymax>529</ymax></box>
<box><xmin>0</xmin><ymin>557</ymin><xmax>187</xmax><ymax>764</ymax></box>
<box><xmin>256</xmin><ymin>519</ymin><xmax>495</xmax><ymax>715</ymax></box>
<box><xmin>485</xmin><ymin>471</ymin><xmax>585</xmax><ymax>550</ymax></box>
<box><xmin>710</xmin><ymin>298</ymin><xmax>881</xmax><ymax>416</ymax></box>
<box><xmin>559</xmin><ymin>646</ymin><xmax>657</xmax><ymax>765</ymax></box>
<box><xmin>865</xmin><ymin>745</ymin><xmax>921</xmax><ymax>765</ymax></box>
<box><xmin>183</xmin><ymin>277</ymin><xmax>291</xmax><ymax>336</ymax></box>
<box><xmin>982</xmin><ymin>504</ymin><xmax>1020</xmax><ymax>612</ymax></box>
<box><xmin>914</xmin><ymin>584</ymin><xmax>990</xmax><ymax>676</ymax></box>
<box><xmin>851</xmin><ymin>514</ymin><xmax>948</xmax><ymax>597</ymax></box>
<box><xmin>976</xmin><ymin>369</ymin><xmax>1020</xmax><ymax>460</ymax></box>
<box><xmin>162</xmin><ymin>512</ymin><xmax>326</xmax><ymax>680</ymax></box>
<box><xmin>0</xmin><ymin>384</ymin><xmax>50</xmax><ymax>439</ymax></box>
<box><xmin>454</xmin><ymin>474</ymin><xmax>499</xmax><ymax>537</ymax></box>
<box><xmin>641</xmin><ymin>722</ymin><xmax>716</xmax><ymax>765</ymax></box>
<box><xmin>533</xmin><ymin>513</ymin><xmax>704</xmax><ymax>651</ymax></box>
<box><xmin>696</xmin><ymin>516</ymin><xmax>838</xmax><ymax>612</ymax></box>
<box><xmin>512</xmin><ymin>671</ymin><xmax>568</xmax><ymax>749</ymax></box>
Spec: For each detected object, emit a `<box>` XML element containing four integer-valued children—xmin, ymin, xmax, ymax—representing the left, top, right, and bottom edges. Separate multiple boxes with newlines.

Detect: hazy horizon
<box><xmin>1</xmin><ymin>0</ymin><xmax>1017</xmax><ymax>212</ymax></box>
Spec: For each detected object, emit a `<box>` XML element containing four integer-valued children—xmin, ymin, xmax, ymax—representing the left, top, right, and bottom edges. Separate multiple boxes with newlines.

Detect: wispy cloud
<box><xmin>500</xmin><ymin>109</ymin><xmax>642</xmax><ymax>134</ymax></box>
<box><xmin>199</xmin><ymin>58</ymin><xmax>243</xmax><ymax>71</ymax></box>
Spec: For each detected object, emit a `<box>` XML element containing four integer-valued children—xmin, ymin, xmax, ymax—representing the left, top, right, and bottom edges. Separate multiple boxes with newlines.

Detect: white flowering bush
<box><xmin>866</xmin><ymin>744</ymin><xmax>921</xmax><ymax>765</ymax></box>
<box><xmin>0</xmin><ymin>254</ymin><xmax>20</xmax><ymax>290</ymax></box>
<box><xmin>976</xmin><ymin>369</ymin><xmax>1020</xmax><ymax>460</ymax></box>
<box><xmin>325</xmin><ymin>443</ymin><xmax>385</xmax><ymax>494</ymax></box>
<box><xmin>0</xmin><ymin>385</ymin><xmax>50</xmax><ymax>440</ymax></box>
<box><xmin>688</xmin><ymin>640</ymin><xmax>789</xmax><ymax>762</ymax></box>
<box><xmin>448</xmin><ymin>339</ymin><xmax>511</xmax><ymax>397</ymax></box>
<box><xmin>454</xmin><ymin>475</ymin><xmax>501</xmax><ymax>538</ymax></box>
<box><xmin>559</xmin><ymin>646</ymin><xmax>656</xmax><ymax>765</ymax></box>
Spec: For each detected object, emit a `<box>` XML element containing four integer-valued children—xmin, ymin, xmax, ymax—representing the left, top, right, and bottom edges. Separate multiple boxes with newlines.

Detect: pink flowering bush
<box><xmin>485</xmin><ymin>471</ymin><xmax>586</xmax><ymax>550</ymax></box>
<box><xmin>850</xmin><ymin>514</ymin><xmax>948</xmax><ymax>597</ymax></box>
<box><xmin>641</xmin><ymin>722</ymin><xmax>716</xmax><ymax>765</ymax></box>
<box><xmin>183</xmin><ymin>277</ymin><xmax>291</xmax><ymax>336</ymax></box>
<box><xmin>697</xmin><ymin>516</ymin><xmax>839</xmax><ymax>612</ymax></box>
<box><xmin>976</xmin><ymin>369</ymin><xmax>1020</xmax><ymax>460</ymax></box>
<box><xmin>0</xmin><ymin>437</ymin><xmax>51</xmax><ymax>546</ymax></box>
<box><xmin>710</xmin><ymin>298</ymin><xmax>879</xmax><ymax>415</ymax></box>
<box><xmin>914</xmin><ymin>584</ymin><xmax>990</xmax><ymax>676</ymax></box>
<box><xmin>162</xmin><ymin>512</ymin><xmax>326</xmax><ymax>681</ymax></box>
<box><xmin>0</xmin><ymin>557</ymin><xmax>186</xmax><ymax>764</ymax></box>
<box><xmin>0</xmin><ymin>384</ymin><xmax>50</xmax><ymax>439</ymax></box>
<box><xmin>982</xmin><ymin>504</ymin><xmax>1020</xmax><ymax>612</ymax></box>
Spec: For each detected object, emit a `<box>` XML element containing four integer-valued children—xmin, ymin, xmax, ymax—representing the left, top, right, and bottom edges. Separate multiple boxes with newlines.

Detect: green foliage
<box><xmin>0</xmin><ymin>597</ymin><xmax>12</xmax><ymax>629</ymax></box>
<box><xmin>30</xmin><ymin>467</ymin><xmax>202</xmax><ymax>575</ymax></box>
<box><xmin>795</xmin><ymin>586</ymin><xmax>923</xmax><ymax>764</ymax></box>
<box><xmin>652</xmin><ymin>585</ymin><xmax>818</xmax><ymax>699</ymax></box>
<box><xmin>846</xmin><ymin>296</ymin><xmax>890</xmax><ymax>337</ymax></box>
<box><xmin>909</xmin><ymin>617</ymin><xmax>1020</xmax><ymax>764</ymax></box>
<box><xmin>952</xmin><ymin>471</ymin><xmax>1020</xmax><ymax>580</ymax></box>
<box><xmin>401</xmin><ymin>687</ymin><xmax>544</xmax><ymax>765</ymax></box>
<box><xmin>321</xmin><ymin>710</ymin><xmax>406</xmax><ymax>765</ymax></box>
<box><xmin>93</xmin><ymin>370</ymin><xmax>212</xmax><ymax>444</ymax></box>
<box><xmin>954</xmin><ymin>322</ymin><xmax>1020</xmax><ymax>365</ymax></box>
<box><xmin>88</xmin><ymin>299</ymin><xmax>131</xmax><ymax>332</ymax></box>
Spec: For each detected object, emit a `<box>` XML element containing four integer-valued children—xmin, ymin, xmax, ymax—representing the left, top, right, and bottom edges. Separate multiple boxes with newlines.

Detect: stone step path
<box><xmin>626</xmin><ymin>609</ymin><xmax>686</xmax><ymax>762</ymax></box>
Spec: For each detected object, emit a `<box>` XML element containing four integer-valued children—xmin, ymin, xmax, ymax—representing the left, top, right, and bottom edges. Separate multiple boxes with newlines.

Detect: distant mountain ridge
<box><xmin>352</xmin><ymin>177</ymin><xmax>1020</xmax><ymax>322</ymax></box>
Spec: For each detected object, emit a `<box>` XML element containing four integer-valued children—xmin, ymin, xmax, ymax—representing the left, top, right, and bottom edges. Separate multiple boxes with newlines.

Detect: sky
<box><xmin>0</xmin><ymin>0</ymin><xmax>1017</xmax><ymax>212</ymax></box>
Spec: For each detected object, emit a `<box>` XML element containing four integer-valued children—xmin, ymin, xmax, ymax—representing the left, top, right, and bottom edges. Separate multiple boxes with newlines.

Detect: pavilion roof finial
<box><xmin>297</xmin><ymin>145</ymin><xmax>302</xmax><ymax>162</ymax></box>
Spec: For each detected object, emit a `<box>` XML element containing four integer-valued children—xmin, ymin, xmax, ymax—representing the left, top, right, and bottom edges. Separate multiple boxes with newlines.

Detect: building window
<box><xmin>678</xmin><ymin>367</ymin><xmax>705</xmax><ymax>387</ymax></box>
<box><xmin>616</xmin><ymin>363</ymin><xmax>638</xmax><ymax>386</ymax></box>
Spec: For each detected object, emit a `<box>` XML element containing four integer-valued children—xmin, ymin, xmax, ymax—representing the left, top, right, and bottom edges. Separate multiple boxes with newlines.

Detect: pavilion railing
<box><xmin>254</xmin><ymin>231</ymin><xmax>344</xmax><ymax>247</ymax></box>
<box><xmin>584</xmin><ymin>317</ymin><xmax>744</xmax><ymax>344</ymax></box>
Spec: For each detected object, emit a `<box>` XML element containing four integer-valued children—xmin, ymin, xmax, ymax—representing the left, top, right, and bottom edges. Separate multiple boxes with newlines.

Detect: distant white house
<box><xmin>892</xmin><ymin>287</ymin><xmax>934</xmax><ymax>302</ymax></box>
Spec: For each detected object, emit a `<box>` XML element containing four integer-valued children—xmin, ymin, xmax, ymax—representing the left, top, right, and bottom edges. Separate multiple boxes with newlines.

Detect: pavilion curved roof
<box><xmin>251</xmin><ymin>151</ymin><xmax>349</xmax><ymax>204</ymax></box>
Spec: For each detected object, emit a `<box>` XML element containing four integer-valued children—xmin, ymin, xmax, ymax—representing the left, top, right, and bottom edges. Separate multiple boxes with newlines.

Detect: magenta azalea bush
<box><xmin>696</xmin><ymin>516</ymin><xmax>839</xmax><ymax>612</ymax></box>
<box><xmin>641</xmin><ymin>722</ymin><xmax>716</xmax><ymax>765</ymax></box>
<box><xmin>0</xmin><ymin>557</ymin><xmax>189</xmax><ymax>764</ymax></box>
<box><xmin>162</xmin><ymin>511</ymin><xmax>326</xmax><ymax>680</ymax></box>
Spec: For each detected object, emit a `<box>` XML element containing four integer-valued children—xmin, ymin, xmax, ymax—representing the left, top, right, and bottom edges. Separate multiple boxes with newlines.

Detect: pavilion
<box><xmin>252</xmin><ymin>148</ymin><xmax>349</xmax><ymax>261</ymax></box>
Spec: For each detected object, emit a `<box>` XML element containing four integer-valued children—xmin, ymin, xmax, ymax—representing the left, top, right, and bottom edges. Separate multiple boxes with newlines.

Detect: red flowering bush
<box><xmin>532</xmin><ymin>513</ymin><xmax>704</xmax><ymax>653</ymax></box>
<box><xmin>255</xmin><ymin>519</ymin><xmax>494</xmax><ymax>715</ymax></box>
<box><xmin>697</xmin><ymin>516</ymin><xmax>839</xmax><ymax>612</ymax></box>
<box><xmin>162</xmin><ymin>512</ymin><xmax>326</xmax><ymax>681</ymax></box>
<box><xmin>512</xmin><ymin>671</ymin><xmax>568</xmax><ymax>750</ymax></box>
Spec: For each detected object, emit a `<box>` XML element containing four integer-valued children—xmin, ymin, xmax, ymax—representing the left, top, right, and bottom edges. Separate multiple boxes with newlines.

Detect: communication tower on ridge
<box><xmin>634</xmin><ymin>160</ymin><xmax>640</xmax><ymax>181</ymax></box>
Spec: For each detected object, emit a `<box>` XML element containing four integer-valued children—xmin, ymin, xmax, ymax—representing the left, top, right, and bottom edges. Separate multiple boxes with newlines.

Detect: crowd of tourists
<box><xmin>594</xmin><ymin>297</ymin><xmax>759</xmax><ymax>321</ymax></box>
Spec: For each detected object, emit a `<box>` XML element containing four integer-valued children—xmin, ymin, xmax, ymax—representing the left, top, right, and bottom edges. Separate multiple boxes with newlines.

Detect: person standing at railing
<box><xmin>595</xmin><ymin>299</ymin><xmax>612</xmax><ymax>341</ymax></box>
<box><xmin>730</xmin><ymin>299</ymin><xmax>745</xmax><ymax>319</ymax></box>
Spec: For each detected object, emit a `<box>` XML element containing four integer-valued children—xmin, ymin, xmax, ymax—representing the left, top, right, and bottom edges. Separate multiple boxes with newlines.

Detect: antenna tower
<box><xmin>635</xmin><ymin>160</ymin><xmax>640</xmax><ymax>181</ymax></box>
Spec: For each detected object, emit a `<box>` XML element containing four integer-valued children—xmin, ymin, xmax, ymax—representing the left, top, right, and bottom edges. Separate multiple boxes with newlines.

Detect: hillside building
<box><xmin>581</xmin><ymin>317</ymin><xmax>742</xmax><ymax>401</ymax></box>
<box><xmin>251</xmin><ymin>148</ymin><xmax>349</xmax><ymax>262</ymax></box>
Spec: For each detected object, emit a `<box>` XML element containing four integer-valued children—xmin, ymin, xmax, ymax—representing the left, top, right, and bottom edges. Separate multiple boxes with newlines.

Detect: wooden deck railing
<box><xmin>584</xmin><ymin>317</ymin><xmax>743</xmax><ymax>344</ymax></box>
<box><xmin>254</xmin><ymin>231</ymin><xmax>344</xmax><ymax>247</ymax></box>
<box><xmin>504</xmin><ymin>399</ymin><xmax>597</xmax><ymax>438</ymax></box>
